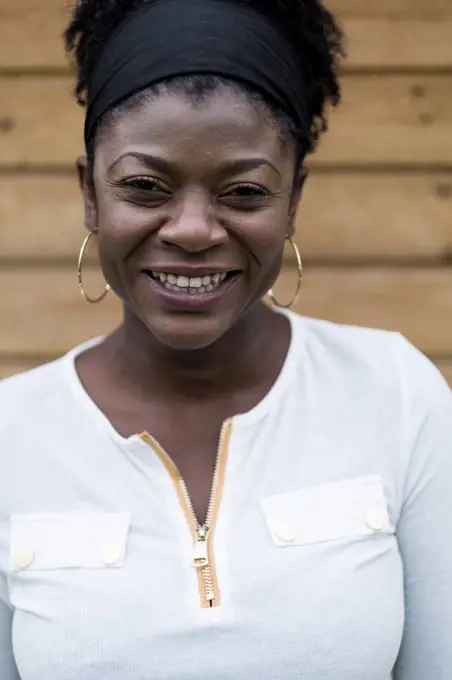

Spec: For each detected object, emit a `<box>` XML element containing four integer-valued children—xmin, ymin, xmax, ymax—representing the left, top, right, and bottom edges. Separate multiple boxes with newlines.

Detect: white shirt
<box><xmin>1</xmin><ymin>311</ymin><xmax>452</xmax><ymax>680</ymax></box>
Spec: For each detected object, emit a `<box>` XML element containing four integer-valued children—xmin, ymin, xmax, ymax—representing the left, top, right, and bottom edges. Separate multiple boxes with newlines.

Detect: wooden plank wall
<box><xmin>1</xmin><ymin>0</ymin><xmax>451</xmax><ymax>385</ymax></box>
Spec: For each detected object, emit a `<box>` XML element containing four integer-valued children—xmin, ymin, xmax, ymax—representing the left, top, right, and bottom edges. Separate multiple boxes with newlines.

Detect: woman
<box><xmin>1</xmin><ymin>0</ymin><xmax>451</xmax><ymax>678</ymax></box>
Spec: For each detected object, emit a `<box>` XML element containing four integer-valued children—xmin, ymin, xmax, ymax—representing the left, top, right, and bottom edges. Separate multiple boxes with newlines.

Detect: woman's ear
<box><xmin>287</xmin><ymin>165</ymin><xmax>309</xmax><ymax>237</ymax></box>
<box><xmin>76</xmin><ymin>156</ymin><xmax>98</xmax><ymax>232</ymax></box>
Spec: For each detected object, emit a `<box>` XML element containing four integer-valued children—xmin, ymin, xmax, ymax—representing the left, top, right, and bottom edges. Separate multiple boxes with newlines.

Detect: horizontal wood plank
<box><xmin>342</xmin><ymin>19</ymin><xmax>452</xmax><ymax>69</ymax></box>
<box><xmin>0</xmin><ymin>358</ymin><xmax>52</xmax><ymax>380</ymax></box>
<box><xmin>327</xmin><ymin>0</ymin><xmax>452</xmax><ymax>17</ymax></box>
<box><xmin>2</xmin><ymin>173</ymin><xmax>452</xmax><ymax>261</ymax></box>
<box><xmin>0</xmin><ymin>175</ymin><xmax>84</xmax><ymax>259</ymax></box>
<box><xmin>298</xmin><ymin>173</ymin><xmax>452</xmax><ymax>259</ymax></box>
<box><xmin>1</xmin><ymin>74</ymin><xmax>452</xmax><ymax>167</ymax></box>
<box><xmin>0</xmin><ymin>0</ymin><xmax>72</xmax><ymax>69</ymax></box>
<box><xmin>1</xmin><ymin>0</ymin><xmax>451</xmax><ymax>69</ymax></box>
<box><xmin>1</xmin><ymin>266</ymin><xmax>451</xmax><ymax>355</ymax></box>
<box><xmin>316</xmin><ymin>73</ymin><xmax>452</xmax><ymax>166</ymax></box>
<box><xmin>437</xmin><ymin>360</ymin><xmax>452</xmax><ymax>388</ymax></box>
<box><xmin>276</xmin><ymin>267</ymin><xmax>452</xmax><ymax>355</ymax></box>
<box><xmin>0</xmin><ymin>268</ymin><xmax>123</xmax><ymax>355</ymax></box>
<box><xmin>0</xmin><ymin>77</ymin><xmax>83</xmax><ymax>166</ymax></box>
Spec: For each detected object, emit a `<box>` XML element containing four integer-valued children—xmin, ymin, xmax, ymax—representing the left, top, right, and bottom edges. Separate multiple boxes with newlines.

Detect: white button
<box><xmin>14</xmin><ymin>548</ymin><xmax>35</xmax><ymax>570</ymax></box>
<box><xmin>100</xmin><ymin>543</ymin><xmax>122</xmax><ymax>566</ymax></box>
<box><xmin>365</xmin><ymin>506</ymin><xmax>387</xmax><ymax>531</ymax></box>
<box><xmin>274</xmin><ymin>522</ymin><xmax>298</xmax><ymax>543</ymax></box>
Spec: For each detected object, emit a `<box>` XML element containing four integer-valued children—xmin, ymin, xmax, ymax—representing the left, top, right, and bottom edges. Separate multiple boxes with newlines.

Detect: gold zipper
<box><xmin>140</xmin><ymin>419</ymin><xmax>232</xmax><ymax>608</ymax></box>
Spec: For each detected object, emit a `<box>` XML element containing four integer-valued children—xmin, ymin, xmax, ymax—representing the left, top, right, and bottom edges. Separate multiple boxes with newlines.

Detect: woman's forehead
<box><xmin>97</xmin><ymin>88</ymin><xmax>286</xmax><ymax>161</ymax></box>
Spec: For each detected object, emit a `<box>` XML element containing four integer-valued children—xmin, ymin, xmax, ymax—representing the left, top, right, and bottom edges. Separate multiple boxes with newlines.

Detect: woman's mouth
<box><xmin>141</xmin><ymin>269</ymin><xmax>241</xmax><ymax>310</ymax></box>
<box><xmin>145</xmin><ymin>270</ymin><xmax>233</xmax><ymax>294</ymax></box>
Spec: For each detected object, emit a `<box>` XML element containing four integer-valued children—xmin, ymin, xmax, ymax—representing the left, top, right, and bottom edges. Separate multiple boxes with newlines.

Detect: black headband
<box><xmin>85</xmin><ymin>0</ymin><xmax>310</xmax><ymax>148</ymax></box>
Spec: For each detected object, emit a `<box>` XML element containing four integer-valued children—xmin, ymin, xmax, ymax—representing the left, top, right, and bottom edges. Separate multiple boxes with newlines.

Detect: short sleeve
<box><xmin>393</xmin><ymin>336</ymin><xmax>452</xmax><ymax>679</ymax></box>
<box><xmin>0</xmin><ymin>576</ymin><xmax>20</xmax><ymax>680</ymax></box>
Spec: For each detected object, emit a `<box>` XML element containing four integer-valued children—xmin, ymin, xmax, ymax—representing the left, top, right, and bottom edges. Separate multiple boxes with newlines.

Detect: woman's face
<box><xmin>78</xmin><ymin>87</ymin><xmax>305</xmax><ymax>350</ymax></box>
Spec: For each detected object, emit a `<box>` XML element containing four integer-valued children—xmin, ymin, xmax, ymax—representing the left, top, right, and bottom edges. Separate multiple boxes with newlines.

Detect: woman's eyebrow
<box><xmin>219</xmin><ymin>158</ymin><xmax>281</xmax><ymax>177</ymax></box>
<box><xmin>108</xmin><ymin>151</ymin><xmax>174</xmax><ymax>174</ymax></box>
<box><xmin>108</xmin><ymin>152</ymin><xmax>281</xmax><ymax>177</ymax></box>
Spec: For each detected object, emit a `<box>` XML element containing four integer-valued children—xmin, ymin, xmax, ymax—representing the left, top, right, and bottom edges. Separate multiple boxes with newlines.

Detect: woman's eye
<box><xmin>122</xmin><ymin>178</ymin><xmax>170</xmax><ymax>193</ymax></box>
<box><xmin>219</xmin><ymin>184</ymin><xmax>272</xmax><ymax>209</ymax></box>
<box><xmin>227</xmin><ymin>184</ymin><xmax>268</xmax><ymax>197</ymax></box>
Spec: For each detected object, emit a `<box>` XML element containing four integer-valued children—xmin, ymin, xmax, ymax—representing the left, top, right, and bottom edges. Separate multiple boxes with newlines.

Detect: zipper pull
<box><xmin>192</xmin><ymin>525</ymin><xmax>209</xmax><ymax>568</ymax></box>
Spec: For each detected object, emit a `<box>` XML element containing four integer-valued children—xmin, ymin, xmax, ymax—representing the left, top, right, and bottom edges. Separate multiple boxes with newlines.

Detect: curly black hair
<box><xmin>64</xmin><ymin>0</ymin><xmax>345</xmax><ymax>159</ymax></box>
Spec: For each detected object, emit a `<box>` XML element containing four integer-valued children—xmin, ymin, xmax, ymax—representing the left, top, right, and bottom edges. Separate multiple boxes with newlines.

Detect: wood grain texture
<box><xmin>327</xmin><ymin>0</ymin><xmax>451</xmax><ymax>17</ymax></box>
<box><xmin>437</xmin><ymin>360</ymin><xmax>452</xmax><ymax>388</ymax></box>
<box><xmin>342</xmin><ymin>19</ymin><xmax>452</xmax><ymax>69</ymax></box>
<box><xmin>2</xmin><ymin>173</ymin><xmax>452</xmax><ymax>261</ymax></box>
<box><xmin>0</xmin><ymin>77</ymin><xmax>83</xmax><ymax>166</ymax></box>
<box><xmin>315</xmin><ymin>74</ymin><xmax>452</xmax><ymax>166</ymax></box>
<box><xmin>0</xmin><ymin>175</ymin><xmax>84</xmax><ymax>259</ymax></box>
<box><xmin>1</xmin><ymin>74</ymin><xmax>452</xmax><ymax>167</ymax></box>
<box><xmin>0</xmin><ymin>267</ymin><xmax>122</xmax><ymax>354</ymax></box>
<box><xmin>298</xmin><ymin>173</ymin><xmax>452</xmax><ymax>260</ymax></box>
<box><xmin>0</xmin><ymin>358</ymin><xmax>54</xmax><ymax>379</ymax></box>
<box><xmin>1</xmin><ymin>266</ymin><xmax>451</xmax><ymax>355</ymax></box>
<box><xmin>0</xmin><ymin>0</ymin><xmax>72</xmax><ymax>69</ymax></box>
<box><xmin>1</xmin><ymin>0</ymin><xmax>451</xmax><ymax>69</ymax></box>
<box><xmin>276</xmin><ymin>266</ymin><xmax>452</xmax><ymax>355</ymax></box>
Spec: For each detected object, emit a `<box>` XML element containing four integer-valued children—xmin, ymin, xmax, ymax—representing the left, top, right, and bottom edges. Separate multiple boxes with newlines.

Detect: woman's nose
<box><xmin>158</xmin><ymin>196</ymin><xmax>228</xmax><ymax>253</ymax></box>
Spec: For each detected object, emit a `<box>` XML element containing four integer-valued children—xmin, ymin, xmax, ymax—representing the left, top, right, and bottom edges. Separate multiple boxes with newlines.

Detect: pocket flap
<box><xmin>9</xmin><ymin>512</ymin><xmax>131</xmax><ymax>571</ymax></box>
<box><xmin>260</xmin><ymin>475</ymin><xmax>393</xmax><ymax>548</ymax></box>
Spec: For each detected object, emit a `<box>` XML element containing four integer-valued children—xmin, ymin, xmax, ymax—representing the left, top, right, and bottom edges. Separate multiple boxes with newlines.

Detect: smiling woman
<box><xmin>1</xmin><ymin>1</ymin><xmax>452</xmax><ymax>680</ymax></box>
<box><xmin>79</xmin><ymin>83</ymin><xmax>306</xmax><ymax>350</ymax></box>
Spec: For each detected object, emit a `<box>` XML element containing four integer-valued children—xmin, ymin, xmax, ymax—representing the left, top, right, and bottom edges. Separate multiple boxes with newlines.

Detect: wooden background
<box><xmin>0</xmin><ymin>0</ymin><xmax>451</xmax><ymax>384</ymax></box>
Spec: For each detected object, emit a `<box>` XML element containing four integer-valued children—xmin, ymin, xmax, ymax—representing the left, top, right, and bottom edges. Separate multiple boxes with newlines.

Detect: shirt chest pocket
<box><xmin>9</xmin><ymin>512</ymin><xmax>131</xmax><ymax>572</ymax></box>
<box><xmin>260</xmin><ymin>475</ymin><xmax>394</xmax><ymax>548</ymax></box>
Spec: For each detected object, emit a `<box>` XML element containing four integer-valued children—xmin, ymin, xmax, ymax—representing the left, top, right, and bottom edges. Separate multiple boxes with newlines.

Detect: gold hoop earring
<box><xmin>268</xmin><ymin>236</ymin><xmax>303</xmax><ymax>309</ymax></box>
<box><xmin>77</xmin><ymin>231</ymin><xmax>111</xmax><ymax>304</ymax></box>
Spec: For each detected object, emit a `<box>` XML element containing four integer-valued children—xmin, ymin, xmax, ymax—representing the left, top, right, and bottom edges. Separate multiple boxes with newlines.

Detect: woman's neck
<box><xmin>102</xmin><ymin>302</ymin><xmax>291</xmax><ymax>405</ymax></box>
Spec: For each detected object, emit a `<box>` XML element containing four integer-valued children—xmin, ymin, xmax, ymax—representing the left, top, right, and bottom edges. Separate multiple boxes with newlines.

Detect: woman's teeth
<box><xmin>150</xmin><ymin>271</ymin><xmax>228</xmax><ymax>293</ymax></box>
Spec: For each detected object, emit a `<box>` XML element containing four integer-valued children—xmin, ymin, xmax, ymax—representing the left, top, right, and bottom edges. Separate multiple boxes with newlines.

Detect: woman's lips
<box><xmin>145</xmin><ymin>270</ymin><xmax>229</xmax><ymax>293</ymax></box>
<box><xmin>142</xmin><ymin>270</ymin><xmax>241</xmax><ymax>310</ymax></box>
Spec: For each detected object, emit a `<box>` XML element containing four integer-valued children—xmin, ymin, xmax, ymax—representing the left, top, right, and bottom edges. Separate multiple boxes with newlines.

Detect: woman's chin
<box><xmin>141</xmin><ymin>313</ymin><xmax>235</xmax><ymax>352</ymax></box>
